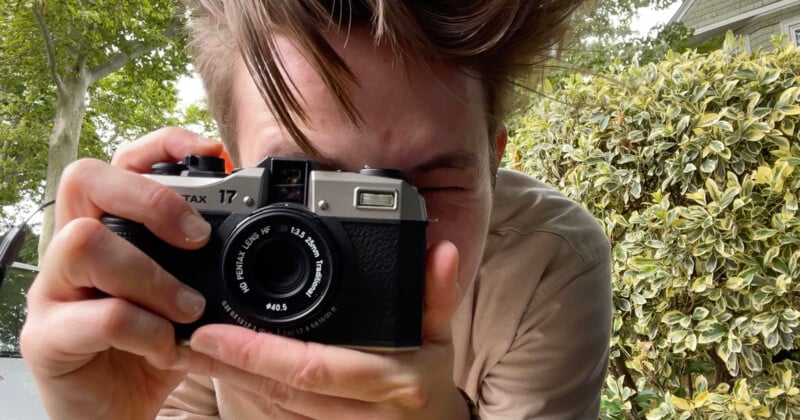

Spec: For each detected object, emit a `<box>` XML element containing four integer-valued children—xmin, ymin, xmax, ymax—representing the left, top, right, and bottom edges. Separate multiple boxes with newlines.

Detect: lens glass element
<box><xmin>251</xmin><ymin>238</ymin><xmax>310</xmax><ymax>298</ymax></box>
<box><xmin>221</xmin><ymin>209</ymin><xmax>337</xmax><ymax>326</ymax></box>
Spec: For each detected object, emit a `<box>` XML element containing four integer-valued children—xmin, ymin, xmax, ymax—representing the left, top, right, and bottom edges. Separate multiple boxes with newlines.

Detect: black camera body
<box><xmin>103</xmin><ymin>155</ymin><xmax>428</xmax><ymax>350</ymax></box>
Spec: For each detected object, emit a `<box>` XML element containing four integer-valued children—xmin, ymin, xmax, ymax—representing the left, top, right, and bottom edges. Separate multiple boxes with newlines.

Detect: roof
<box><xmin>669</xmin><ymin>0</ymin><xmax>800</xmax><ymax>40</ymax></box>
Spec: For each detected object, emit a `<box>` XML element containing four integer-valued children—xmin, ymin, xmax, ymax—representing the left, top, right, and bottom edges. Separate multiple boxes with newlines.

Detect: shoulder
<box><xmin>455</xmin><ymin>169</ymin><xmax>612</xmax><ymax>408</ymax></box>
<box><xmin>466</xmin><ymin>169</ymin><xmax>612</xmax><ymax>346</ymax></box>
<box><xmin>468</xmin><ymin>168</ymin><xmax>611</xmax><ymax>331</ymax></box>
<box><xmin>488</xmin><ymin>168</ymin><xmax>610</xmax><ymax>267</ymax></box>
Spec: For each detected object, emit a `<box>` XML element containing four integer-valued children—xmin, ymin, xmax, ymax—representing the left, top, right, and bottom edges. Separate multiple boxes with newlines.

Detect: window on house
<box><xmin>785</xmin><ymin>19</ymin><xmax>800</xmax><ymax>47</ymax></box>
<box><xmin>793</xmin><ymin>25</ymin><xmax>800</xmax><ymax>47</ymax></box>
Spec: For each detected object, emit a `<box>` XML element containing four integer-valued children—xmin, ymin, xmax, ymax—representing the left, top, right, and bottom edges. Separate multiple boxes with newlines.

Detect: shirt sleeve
<box><xmin>479</xmin><ymin>250</ymin><xmax>612</xmax><ymax>419</ymax></box>
<box><xmin>157</xmin><ymin>373</ymin><xmax>220</xmax><ymax>420</ymax></box>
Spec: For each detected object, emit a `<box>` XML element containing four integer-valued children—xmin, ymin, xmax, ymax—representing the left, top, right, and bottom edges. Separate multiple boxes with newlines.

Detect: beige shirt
<box><xmin>159</xmin><ymin>169</ymin><xmax>612</xmax><ymax>419</ymax></box>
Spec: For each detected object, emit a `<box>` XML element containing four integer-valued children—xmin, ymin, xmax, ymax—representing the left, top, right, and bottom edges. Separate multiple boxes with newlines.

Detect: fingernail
<box><xmin>191</xmin><ymin>335</ymin><xmax>220</xmax><ymax>357</ymax></box>
<box><xmin>180</xmin><ymin>212</ymin><xmax>211</xmax><ymax>243</ymax></box>
<box><xmin>177</xmin><ymin>287</ymin><xmax>206</xmax><ymax>317</ymax></box>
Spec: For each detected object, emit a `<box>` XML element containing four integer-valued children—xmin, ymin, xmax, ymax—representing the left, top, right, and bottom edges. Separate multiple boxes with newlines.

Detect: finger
<box><xmin>111</xmin><ymin>127</ymin><xmax>223</xmax><ymax>172</ymax></box>
<box><xmin>56</xmin><ymin>159</ymin><xmax>211</xmax><ymax>248</ymax></box>
<box><xmin>422</xmin><ymin>241</ymin><xmax>460</xmax><ymax>344</ymax></box>
<box><xmin>34</xmin><ymin>217</ymin><xmax>205</xmax><ymax>324</ymax></box>
<box><xmin>21</xmin><ymin>298</ymin><xmax>183</xmax><ymax>375</ymax></box>
<box><xmin>188</xmin><ymin>326</ymin><xmax>423</xmax><ymax>404</ymax></box>
<box><xmin>187</xmin><ymin>357</ymin><xmax>381</xmax><ymax>419</ymax></box>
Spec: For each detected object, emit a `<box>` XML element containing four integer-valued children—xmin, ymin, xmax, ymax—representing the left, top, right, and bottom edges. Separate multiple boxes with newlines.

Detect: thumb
<box><xmin>422</xmin><ymin>240</ymin><xmax>460</xmax><ymax>344</ymax></box>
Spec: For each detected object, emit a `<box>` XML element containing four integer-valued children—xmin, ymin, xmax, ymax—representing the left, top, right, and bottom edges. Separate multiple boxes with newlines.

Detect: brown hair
<box><xmin>185</xmin><ymin>0</ymin><xmax>584</xmax><ymax>168</ymax></box>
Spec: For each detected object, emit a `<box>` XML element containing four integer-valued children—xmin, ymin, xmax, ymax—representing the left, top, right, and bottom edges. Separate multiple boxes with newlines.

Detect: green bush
<box><xmin>507</xmin><ymin>33</ymin><xmax>800</xmax><ymax>419</ymax></box>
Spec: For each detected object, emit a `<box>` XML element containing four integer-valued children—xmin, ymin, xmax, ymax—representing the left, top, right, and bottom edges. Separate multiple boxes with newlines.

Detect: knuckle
<box><xmin>58</xmin><ymin>159</ymin><xmax>102</xmax><ymax>196</ymax></box>
<box><xmin>144</xmin><ymin>183</ymin><xmax>181</xmax><ymax>213</ymax></box>
<box><xmin>97</xmin><ymin>300</ymin><xmax>136</xmax><ymax>337</ymax></box>
<box><xmin>111</xmin><ymin>142</ymin><xmax>135</xmax><ymax>165</ymax></box>
<box><xmin>155</xmin><ymin>127</ymin><xmax>193</xmax><ymax>153</ymax></box>
<box><xmin>391</xmin><ymin>379</ymin><xmax>428</xmax><ymax>409</ymax></box>
<box><xmin>112</xmin><ymin>127</ymin><xmax>184</xmax><ymax>164</ymax></box>
<box><xmin>237</xmin><ymin>337</ymin><xmax>266</xmax><ymax>373</ymax></box>
<box><xmin>257</xmin><ymin>377</ymin><xmax>292</xmax><ymax>406</ymax></box>
<box><xmin>252</xmin><ymin>395</ymin><xmax>279</xmax><ymax>418</ymax></box>
<box><xmin>18</xmin><ymin>323</ymin><xmax>39</xmax><ymax>360</ymax></box>
<box><xmin>153</xmin><ymin>126</ymin><xmax>185</xmax><ymax>139</ymax></box>
<box><xmin>145</xmin><ymin>262</ymin><xmax>171</xmax><ymax>294</ymax></box>
<box><xmin>52</xmin><ymin>218</ymin><xmax>107</xmax><ymax>263</ymax></box>
<box><xmin>289</xmin><ymin>343</ymin><xmax>324</xmax><ymax>391</ymax></box>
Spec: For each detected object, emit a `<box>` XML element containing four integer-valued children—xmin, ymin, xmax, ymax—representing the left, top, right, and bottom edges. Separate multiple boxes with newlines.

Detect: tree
<box><xmin>559</xmin><ymin>0</ymin><xmax>686</xmax><ymax>71</ymax></box>
<box><xmin>0</xmin><ymin>0</ymin><xmax>194</xmax><ymax>259</ymax></box>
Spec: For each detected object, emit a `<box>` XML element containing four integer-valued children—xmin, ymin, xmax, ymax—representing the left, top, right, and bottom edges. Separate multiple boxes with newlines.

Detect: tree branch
<box><xmin>86</xmin><ymin>43</ymin><xmax>150</xmax><ymax>84</ymax></box>
<box><xmin>707</xmin><ymin>349</ymin><xmax>733</xmax><ymax>385</ymax></box>
<box><xmin>32</xmin><ymin>5</ymin><xmax>64</xmax><ymax>94</ymax></box>
<box><xmin>612</xmin><ymin>357</ymin><xmax>641</xmax><ymax>419</ymax></box>
<box><xmin>87</xmin><ymin>4</ymin><xmax>187</xmax><ymax>84</ymax></box>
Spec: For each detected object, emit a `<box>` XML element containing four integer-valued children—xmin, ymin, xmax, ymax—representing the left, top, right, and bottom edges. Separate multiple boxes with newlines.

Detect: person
<box><xmin>20</xmin><ymin>0</ymin><xmax>612</xmax><ymax>418</ymax></box>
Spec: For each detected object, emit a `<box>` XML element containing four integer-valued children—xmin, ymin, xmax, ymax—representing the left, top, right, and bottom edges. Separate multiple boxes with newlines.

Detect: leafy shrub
<box><xmin>0</xmin><ymin>267</ymin><xmax>33</xmax><ymax>354</ymax></box>
<box><xmin>507</xmin><ymin>33</ymin><xmax>800</xmax><ymax>419</ymax></box>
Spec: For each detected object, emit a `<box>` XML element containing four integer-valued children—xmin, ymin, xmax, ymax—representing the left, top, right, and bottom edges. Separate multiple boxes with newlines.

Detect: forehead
<box><xmin>232</xmin><ymin>27</ymin><xmax>490</xmax><ymax>173</ymax></box>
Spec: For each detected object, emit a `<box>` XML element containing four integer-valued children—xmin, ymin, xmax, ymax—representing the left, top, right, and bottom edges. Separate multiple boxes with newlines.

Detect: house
<box><xmin>669</xmin><ymin>0</ymin><xmax>800</xmax><ymax>51</ymax></box>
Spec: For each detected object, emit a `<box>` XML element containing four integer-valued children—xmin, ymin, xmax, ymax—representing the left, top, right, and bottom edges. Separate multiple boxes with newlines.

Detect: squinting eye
<box><xmin>418</xmin><ymin>187</ymin><xmax>465</xmax><ymax>194</ymax></box>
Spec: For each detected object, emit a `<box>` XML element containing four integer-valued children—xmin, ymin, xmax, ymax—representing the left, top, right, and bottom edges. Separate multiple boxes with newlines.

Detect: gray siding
<box><xmin>738</xmin><ymin>4</ymin><xmax>800</xmax><ymax>49</ymax></box>
<box><xmin>681</xmin><ymin>0</ymin><xmax>775</xmax><ymax>29</ymax></box>
<box><xmin>676</xmin><ymin>0</ymin><xmax>800</xmax><ymax>50</ymax></box>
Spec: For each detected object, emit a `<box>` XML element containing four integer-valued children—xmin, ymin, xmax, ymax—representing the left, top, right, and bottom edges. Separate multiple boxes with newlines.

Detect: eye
<box><xmin>418</xmin><ymin>186</ymin><xmax>466</xmax><ymax>195</ymax></box>
<box><xmin>415</xmin><ymin>168</ymin><xmax>475</xmax><ymax>196</ymax></box>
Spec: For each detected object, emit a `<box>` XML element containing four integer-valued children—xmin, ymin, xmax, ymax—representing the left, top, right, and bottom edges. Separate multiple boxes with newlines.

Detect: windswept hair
<box><xmin>184</xmin><ymin>0</ymin><xmax>584</xmax><ymax>162</ymax></box>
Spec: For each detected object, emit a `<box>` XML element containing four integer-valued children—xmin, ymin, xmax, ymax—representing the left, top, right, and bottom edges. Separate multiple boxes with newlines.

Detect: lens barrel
<box><xmin>221</xmin><ymin>207</ymin><xmax>337</xmax><ymax>325</ymax></box>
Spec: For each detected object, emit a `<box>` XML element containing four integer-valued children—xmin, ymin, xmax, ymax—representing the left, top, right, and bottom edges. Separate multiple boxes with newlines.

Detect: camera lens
<box><xmin>221</xmin><ymin>207</ymin><xmax>338</xmax><ymax>325</ymax></box>
<box><xmin>251</xmin><ymin>238</ymin><xmax>310</xmax><ymax>298</ymax></box>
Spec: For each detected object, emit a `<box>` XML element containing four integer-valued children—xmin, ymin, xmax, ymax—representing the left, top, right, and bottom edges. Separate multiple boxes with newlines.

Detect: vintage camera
<box><xmin>103</xmin><ymin>155</ymin><xmax>428</xmax><ymax>350</ymax></box>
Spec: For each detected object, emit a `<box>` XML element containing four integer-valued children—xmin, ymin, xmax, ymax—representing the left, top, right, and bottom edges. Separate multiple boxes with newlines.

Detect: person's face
<box><xmin>231</xmin><ymin>28</ymin><xmax>496</xmax><ymax>292</ymax></box>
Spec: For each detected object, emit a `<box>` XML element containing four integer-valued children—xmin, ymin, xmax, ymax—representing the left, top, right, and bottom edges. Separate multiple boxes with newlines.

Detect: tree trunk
<box><xmin>37</xmin><ymin>75</ymin><xmax>89</xmax><ymax>260</ymax></box>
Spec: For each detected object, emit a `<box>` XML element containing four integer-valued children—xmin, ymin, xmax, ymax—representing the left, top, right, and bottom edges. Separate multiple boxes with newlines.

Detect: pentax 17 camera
<box><xmin>103</xmin><ymin>155</ymin><xmax>428</xmax><ymax>350</ymax></box>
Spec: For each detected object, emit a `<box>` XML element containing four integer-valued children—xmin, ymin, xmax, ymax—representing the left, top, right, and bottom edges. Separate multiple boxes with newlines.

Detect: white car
<box><xmin>0</xmin><ymin>264</ymin><xmax>48</xmax><ymax>419</ymax></box>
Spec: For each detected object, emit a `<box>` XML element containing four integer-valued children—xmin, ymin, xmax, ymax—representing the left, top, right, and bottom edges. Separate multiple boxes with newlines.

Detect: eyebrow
<box><xmin>408</xmin><ymin>150</ymin><xmax>481</xmax><ymax>177</ymax></box>
<box><xmin>273</xmin><ymin>148</ymin><xmax>343</xmax><ymax>171</ymax></box>
<box><xmin>271</xmin><ymin>147</ymin><xmax>480</xmax><ymax>176</ymax></box>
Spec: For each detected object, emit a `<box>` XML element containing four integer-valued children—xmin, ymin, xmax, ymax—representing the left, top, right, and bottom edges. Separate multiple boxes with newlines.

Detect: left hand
<box><xmin>183</xmin><ymin>240</ymin><xmax>470</xmax><ymax>419</ymax></box>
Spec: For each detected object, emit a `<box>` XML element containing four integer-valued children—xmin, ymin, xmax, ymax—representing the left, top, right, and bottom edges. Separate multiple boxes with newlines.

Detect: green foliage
<box><xmin>178</xmin><ymin>101</ymin><xmax>219</xmax><ymax>139</ymax></box>
<box><xmin>0</xmin><ymin>0</ymin><xmax>192</xmax><ymax>220</ymax></box>
<box><xmin>0</xmin><ymin>3</ymin><xmax>53</xmax><ymax>208</ymax></box>
<box><xmin>0</xmin><ymin>266</ymin><xmax>35</xmax><ymax>353</ymax></box>
<box><xmin>17</xmin><ymin>228</ymin><xmax>38</xmax><ymax>266</ymax></box>
<box><xmin>563</xmin><ymin>21</ymin><xmax>724</xmax><ymax>75</ymax></box>
<box><xmin>568</xmin><ymin>0</ymin><xmax>679</xmax><ymax>52</ymax></box>
<box><xmin>508</xmin><ymin>33</ymin><xmax>800</xmax><ymax>419</ymax></box>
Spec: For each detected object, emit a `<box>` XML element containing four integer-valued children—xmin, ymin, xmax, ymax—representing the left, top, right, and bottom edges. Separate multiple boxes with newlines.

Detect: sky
<box><xmin>632</xmin><ymin>3</ymin><xmax>684</xmax><ymax>37</ymax></box>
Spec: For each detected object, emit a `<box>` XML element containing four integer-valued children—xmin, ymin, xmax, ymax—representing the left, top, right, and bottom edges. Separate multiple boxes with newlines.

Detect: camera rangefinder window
<box><xmin>356</xmin><ymin>189</ymin><xmax>397</xmax><ymax>209</ymax></box>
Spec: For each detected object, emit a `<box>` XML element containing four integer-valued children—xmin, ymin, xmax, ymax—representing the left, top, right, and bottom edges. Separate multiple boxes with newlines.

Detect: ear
<box><xmin>495</xmin><ymin>125</ymin><xmax>508</xmax><ymax>163</ymax></box>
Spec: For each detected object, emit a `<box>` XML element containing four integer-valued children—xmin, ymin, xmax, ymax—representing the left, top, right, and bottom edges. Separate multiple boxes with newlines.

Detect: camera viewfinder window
<box><xmin>269</xmin><ymin>160</ymin><xmax>308</xmax><ymax>204</ymax></box>
<box><xmin>356</xmin><ymin>190</ymin><xmax>397</xmax><ymax>209</ymax></box>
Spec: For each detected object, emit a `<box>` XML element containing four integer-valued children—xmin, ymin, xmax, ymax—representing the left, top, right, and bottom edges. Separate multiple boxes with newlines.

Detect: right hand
<box><xmin>20</xmin><ymin>128</ymin><xmax>223</xmax><ymax>419</ymax></box>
